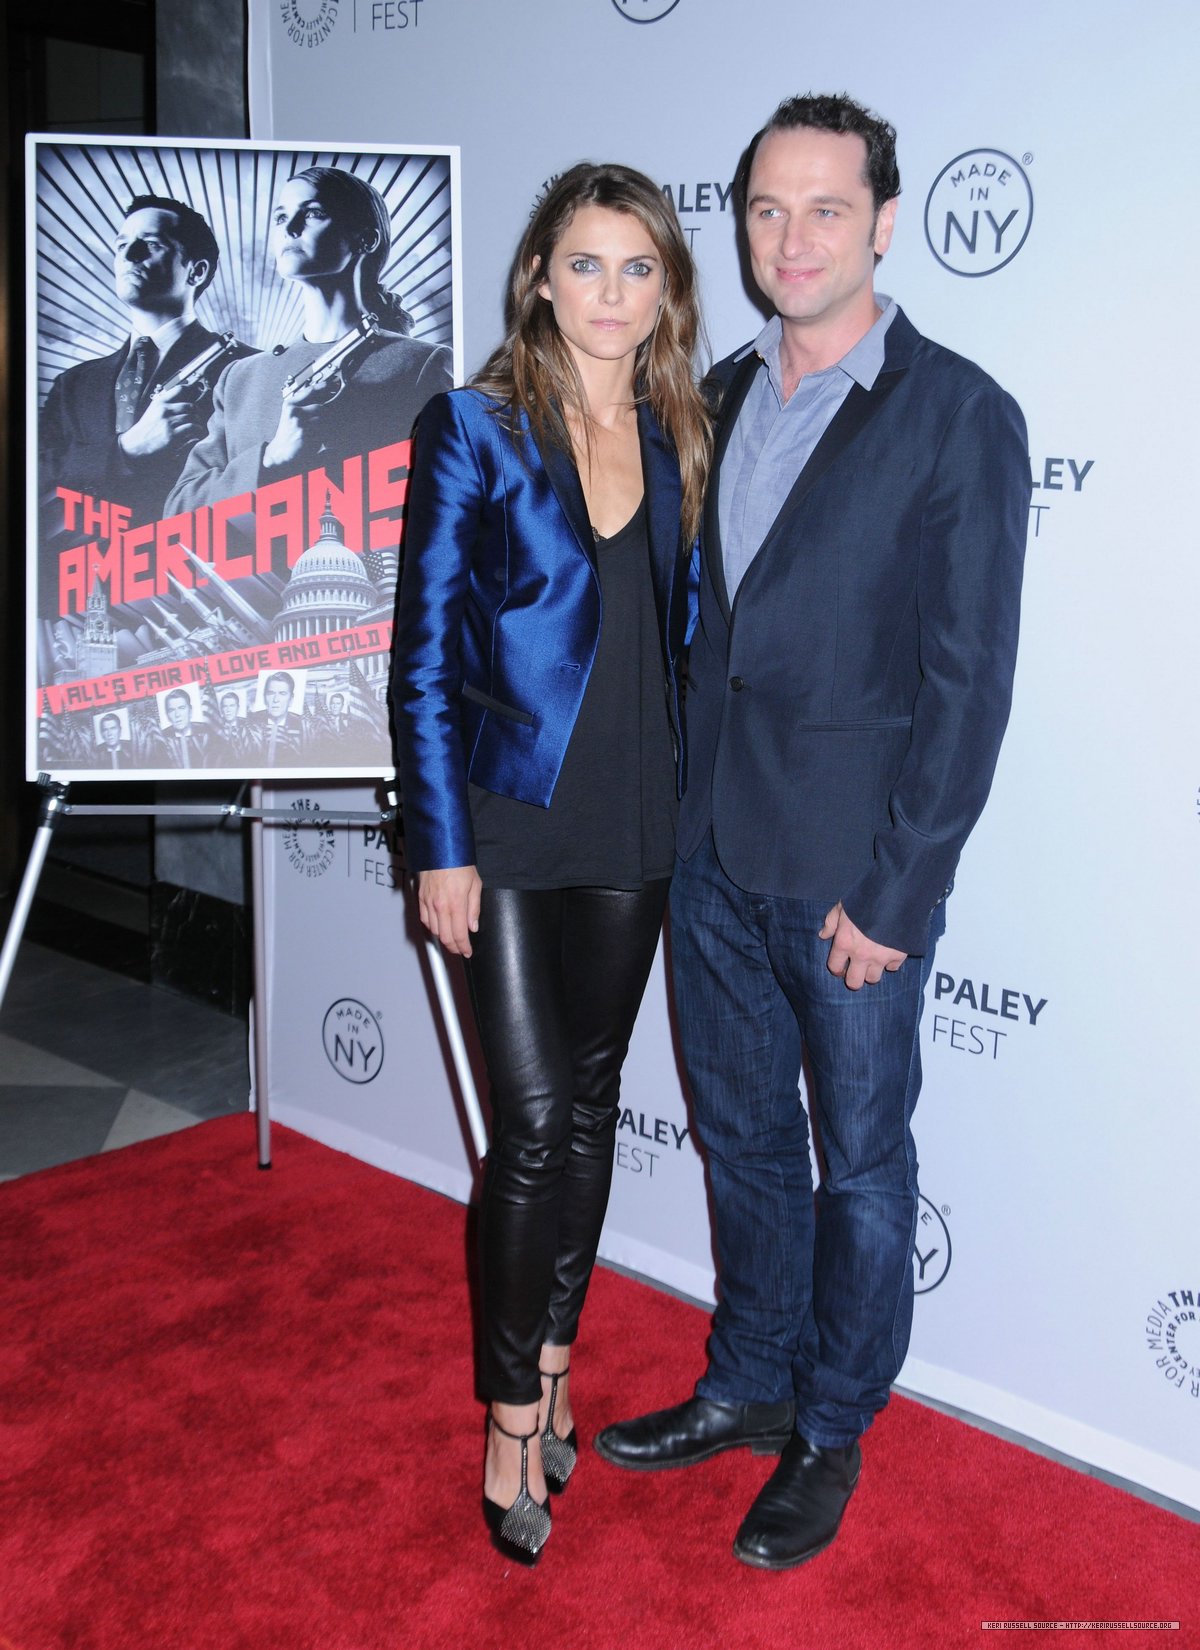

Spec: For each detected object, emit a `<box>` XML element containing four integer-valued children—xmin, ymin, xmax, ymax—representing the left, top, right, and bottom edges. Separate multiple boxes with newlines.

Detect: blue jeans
<box><xmin>672</xmin><ymin>832</ymin><xmax>946</xmax><ymax>1449</ymax></box>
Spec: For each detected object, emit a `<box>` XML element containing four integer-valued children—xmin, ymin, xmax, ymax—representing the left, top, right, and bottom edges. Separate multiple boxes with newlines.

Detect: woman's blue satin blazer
<box><xmin>391</xmin><ymin>388</ymin><xmax>697</xmax><ymax>872</ymax></box>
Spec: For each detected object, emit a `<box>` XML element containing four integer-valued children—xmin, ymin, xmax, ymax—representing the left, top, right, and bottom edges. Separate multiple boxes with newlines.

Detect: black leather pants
<box><xmin>465</xmin><ymin>881</ymin><xmax>669</xmax><ymax>1405</ymax></box>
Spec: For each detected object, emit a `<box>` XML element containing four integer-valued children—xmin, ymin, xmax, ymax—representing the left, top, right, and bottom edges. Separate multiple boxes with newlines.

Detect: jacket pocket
<box><xmin>461</xmin><ymin>682</ymin><xmax>535</xmax><ymax>726</ymax></box>
<box><xmin>797</xmin><ymin>716</ymin><xmax>912</xmax><ymax>732</ymax></box>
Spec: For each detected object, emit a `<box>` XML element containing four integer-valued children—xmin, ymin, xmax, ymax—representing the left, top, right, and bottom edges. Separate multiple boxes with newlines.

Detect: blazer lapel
<box><xmin>728</xmin><ymin>310</ymin><xmax>919</xmax><ymax>581</ymax></box>
<box><xmin>537</xmin><ymin>426</ymin><xmax>598</xmax><ymax>571</ymax></box>
<box><xmin>637</xmin><ymin>401</ymin><xmax>682</xmax><ymax>625</ymax></box>
<box><xmin>773</xmin><ymin>370</ymin><xmax>904</xmax><ymax>529</ymax></box>
<box><xmin>702</xmin><ymin>352</ymin><xmax>761</xmax><ymax>624</ymax></box>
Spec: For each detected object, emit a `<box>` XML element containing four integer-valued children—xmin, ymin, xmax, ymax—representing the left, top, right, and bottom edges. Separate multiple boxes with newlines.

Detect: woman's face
<box><xmin>271</xmin><ymin>177</ymin><xmax>358</xmax><ymax>283</ymax></box>
<box><xmin>537</xmin><ymin>204</ymin><xmax>665</xmax><ymax>373</ymax></box>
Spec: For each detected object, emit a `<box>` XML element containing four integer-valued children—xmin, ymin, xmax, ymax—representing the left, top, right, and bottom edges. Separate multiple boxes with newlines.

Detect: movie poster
<box><xmin>26</xmin><ymin>137</ymin><xmax>461</xmax><ymax>780</ymax></box>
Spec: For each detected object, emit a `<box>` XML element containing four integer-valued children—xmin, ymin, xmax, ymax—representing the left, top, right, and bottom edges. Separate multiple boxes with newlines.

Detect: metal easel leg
<box><xmin>249</xmin><ymin>782</ymin><xmax>272</xmax><ymax>1169</ymax></box>
<box><xmin>0</xmin><ymin>778</ymin><xmax>69</xmax><ymax>1013</ymax></box>
<box><xmin>423</xmin><ymin>934</ymin><xmax>489</xmax><ymax>1167</ymax></box>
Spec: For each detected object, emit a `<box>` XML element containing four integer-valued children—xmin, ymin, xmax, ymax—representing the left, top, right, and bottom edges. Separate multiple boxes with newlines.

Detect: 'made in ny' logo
<box><xmin>281</xmin><ymin>0</ymin><xmax>340</xmax><ymax>47</ymax></box>
<box><xmin>322</xmin><ymin>997</ymin><xmax>384</xmax><ymax>1083</ymax></box>
<box><xmin>913</xmin><ymin>1196</ymin><xmax>952</xmax><ymax>1294</ymax></box>
<box><xmin>925</xmin><ymin>149</ymin><xmax>1033</xmax><ymax>277</ymax></box>
<box><xmin>611</xmin><ymin>0</ymin><xmax>681</xmax><ymax>22</ymax></box>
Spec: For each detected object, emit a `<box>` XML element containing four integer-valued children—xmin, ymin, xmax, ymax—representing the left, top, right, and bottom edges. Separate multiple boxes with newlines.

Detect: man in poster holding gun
<box><xmin>41</xmin><ymin>194</ymin><xmax>252</xmax><ymax>529</ymax></box>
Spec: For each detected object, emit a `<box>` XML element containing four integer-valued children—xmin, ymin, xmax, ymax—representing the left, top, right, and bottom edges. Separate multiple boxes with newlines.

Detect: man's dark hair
<box><xmin>264</xmin><ymin>671</ymin><xmax>296</xmax><ymax>695</ymax></box>
<box><xmin>736</xmin><ymin>93</ymin><xmax>901</xmax><ymax>214</ymax></box>
<box><xmin>123</xmin><ymin>194</ymin><xmax>220</xmax><ymax>296</ymax></box>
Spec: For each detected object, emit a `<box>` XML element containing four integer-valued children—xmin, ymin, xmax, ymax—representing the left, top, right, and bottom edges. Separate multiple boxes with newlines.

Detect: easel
<box><xmin>0</xmin><ymin>773</ymin><xmax>487</xmax><ymax>1168</ymax></box>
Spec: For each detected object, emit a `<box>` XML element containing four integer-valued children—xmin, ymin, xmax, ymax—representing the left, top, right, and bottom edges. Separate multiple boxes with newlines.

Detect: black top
<box><xmin>468</xmin><ymin>501</ymin><xmax>677</xmax><ymax>889</ymax></box>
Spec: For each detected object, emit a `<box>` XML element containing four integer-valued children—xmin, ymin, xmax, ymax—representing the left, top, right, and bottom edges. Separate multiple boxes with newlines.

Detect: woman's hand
<box><xmin>417</xmin><ymin>865</ymin><xmax>483</xmax><ymax>957</ymax></box>
<box><xmin>263</xmin><ymin>380</ymin><xmax>335</xmax><ymax>470</ymax></box>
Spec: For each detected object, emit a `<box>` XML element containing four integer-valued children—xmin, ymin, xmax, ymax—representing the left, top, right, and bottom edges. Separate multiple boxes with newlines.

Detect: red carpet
<box><xmin>1</xmin><ymin>1117</ymin><xmax>1195</xmax><ymax>1650</ymax></box>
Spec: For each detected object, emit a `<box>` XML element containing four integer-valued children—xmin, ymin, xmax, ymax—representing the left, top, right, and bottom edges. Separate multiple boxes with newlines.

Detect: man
<box><xmin>248</xmin><ymin>671</ymin><xmax>306</xmax><ymax>767</ymax></box>
<box><xmin>41</xmin><ymin>194</ymin><xmax>251</xmax><ymax>527</ymax></box>
<box><xmin>96</xmin><ymin>712</ymin><xmax>133</xmax><ymax>770</ymax></box>
<box><xmin>313</xmin><ymin>689</ymin><xmax>354</xmax><ymax>761</ymax></box>
<box><xmin>595</xmin><ymin>95</ymin><xmax>1030</xmax><ymax>1570</ymax></box>
<box><xmin>324</xmin><ymin>692</ymin><xmax>350</xmax><ymax>740</ymax></box>
<box><xmin>207</xmin><ymin>690</ymin><xmax>251</xmax><ymax>766</ymax></box>
<box><xmin>158</xmin><ymin>688</ymin><xmax>209</xmax><ymax>769</ymax></box>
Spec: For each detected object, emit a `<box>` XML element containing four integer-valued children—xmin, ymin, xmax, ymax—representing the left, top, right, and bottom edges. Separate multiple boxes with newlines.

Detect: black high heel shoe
<box><xmin>539</xmin><ymin>1367</ymin><xmax>578</xmax><ymax>1495</ymax></box>
<box><xmin>483</xmin><ymin>1416</ymin><xmax>552</xmax><ymax>1565</ymax></box>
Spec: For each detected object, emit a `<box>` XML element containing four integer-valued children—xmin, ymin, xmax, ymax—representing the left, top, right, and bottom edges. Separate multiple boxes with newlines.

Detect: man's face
<box><xmin>166</xmin><ymin>693</ymin><xmax>191</xmax><ymax>731</ymax></box>
<box><xmin>745</xmin><ymin>127</ymin><xmax>895</xmax><ymax>336</ymax></box>
<box><xmin>220</xmin><ymin>695</ymin><xmax>240</xmax><ymax>724</ymax></box>
<box><xmin>329</xmin><ymin>696</ymin><xmax>344</xmax><ymax>716</ymax></box>
<box><xmin>100</xmin><ymin>716</ymin><xmax>121</xmax><ymax>748</ymax></box>
<box><xmin>113</xmin><ymin>208</ymin><xmax>203</xmax><ymax>314</ymax></box>
<box><xmin>265</xmin><ymin>682</ymin><xmax>291</xmax><ymax>717</ymax></box>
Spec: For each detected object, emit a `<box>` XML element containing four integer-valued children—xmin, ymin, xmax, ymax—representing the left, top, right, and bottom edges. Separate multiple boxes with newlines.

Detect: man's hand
<box><xmin>820</xmin><ymin>901</ymin><xmax>907</xmax><ymax>991</ymax></box>
<box><xmin>118</xmin><ymin>393</ymin><xmax>204</xmax><ymax>458</ymax></box>
<box><xmin>417</xmin><ymin>865</ymin><xmax>482</xmax><ymax>958</ymax></box>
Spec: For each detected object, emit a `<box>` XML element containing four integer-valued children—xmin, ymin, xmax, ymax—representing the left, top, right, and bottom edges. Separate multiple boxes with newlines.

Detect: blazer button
<box><xmin>729</xmin><ymin>675</ymin><xmax>744</xmax><ymax>691</ymax></box>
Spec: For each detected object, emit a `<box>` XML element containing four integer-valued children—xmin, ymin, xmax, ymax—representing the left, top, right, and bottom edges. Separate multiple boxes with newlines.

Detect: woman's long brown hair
<box><xmin>472</xmin><ymin>163</ymin><xmax>711</xmax><ymax>544</ymax></box>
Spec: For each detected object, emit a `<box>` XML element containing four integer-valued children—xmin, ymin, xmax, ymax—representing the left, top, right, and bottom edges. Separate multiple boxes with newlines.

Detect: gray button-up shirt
<box><xmin>719</xmin><ymin>297</ymin><xmax>898</xmax><ymax>601</ymax></box>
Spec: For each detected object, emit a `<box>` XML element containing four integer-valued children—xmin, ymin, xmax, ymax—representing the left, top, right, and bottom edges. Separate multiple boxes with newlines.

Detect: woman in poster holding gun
<box><xmin>165</xmin><ymin>166</ymin><xmax>451</xmax><ymax>516</ymax></box>
<box><xmin>393</xmin><ymin>164</ymin><xmax>709</xmax><ymax>1565</ymax></box>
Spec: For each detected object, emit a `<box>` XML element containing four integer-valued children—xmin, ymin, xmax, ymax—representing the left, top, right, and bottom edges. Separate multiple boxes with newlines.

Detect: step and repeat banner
<box><xmin>249</xmin><ymin>0</ymin><xmax>1199</xmax><ymax>1510</ymax></box>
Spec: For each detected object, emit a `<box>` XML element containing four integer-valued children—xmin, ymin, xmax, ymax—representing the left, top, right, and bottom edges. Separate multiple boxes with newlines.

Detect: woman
<box><xmin>166</xmin><ymin>165</ymin><xmax>451</xmax><ymax>515</ymax></box>
<box><xmin>392</xmin><ymin>163</ymin><xmax>709</xmax><ymax>1565</ymax></box>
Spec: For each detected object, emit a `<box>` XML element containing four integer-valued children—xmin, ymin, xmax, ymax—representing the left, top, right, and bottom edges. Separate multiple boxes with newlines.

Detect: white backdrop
<box><xmin>249</xmin><ymin>0</ymin><xmax>1200</xmax><ymax>1511</ymax></box>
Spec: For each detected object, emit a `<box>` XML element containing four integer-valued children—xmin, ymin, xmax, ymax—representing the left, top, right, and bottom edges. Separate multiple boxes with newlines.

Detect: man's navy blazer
<box><xmin>679</xmin><ymin>307</ymin><xmax>1030</xmax><ymax>955</ymax></box>
<box><xmin>392</xmin><ymin>388</ymin><xmax>693</xmax><ymax>874</ymax></box>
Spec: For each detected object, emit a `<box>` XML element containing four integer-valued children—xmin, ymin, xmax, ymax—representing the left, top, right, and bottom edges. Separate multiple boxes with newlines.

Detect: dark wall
<box><xmin>156</xmin><ymin>0</ymin><xmax>247</xmax><ymax>138</ymax></box>
<box><xmin>5</xmin><ymin>1</ymin><xmax>251</xmax><ymax>1009</ymax></box>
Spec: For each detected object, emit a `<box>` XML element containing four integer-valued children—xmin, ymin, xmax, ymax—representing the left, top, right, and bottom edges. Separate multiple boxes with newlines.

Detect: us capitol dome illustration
<box><xmin>272</xmin><ymin>497</ymin><xmax>380</xmax><ymax>643</ymax></box>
